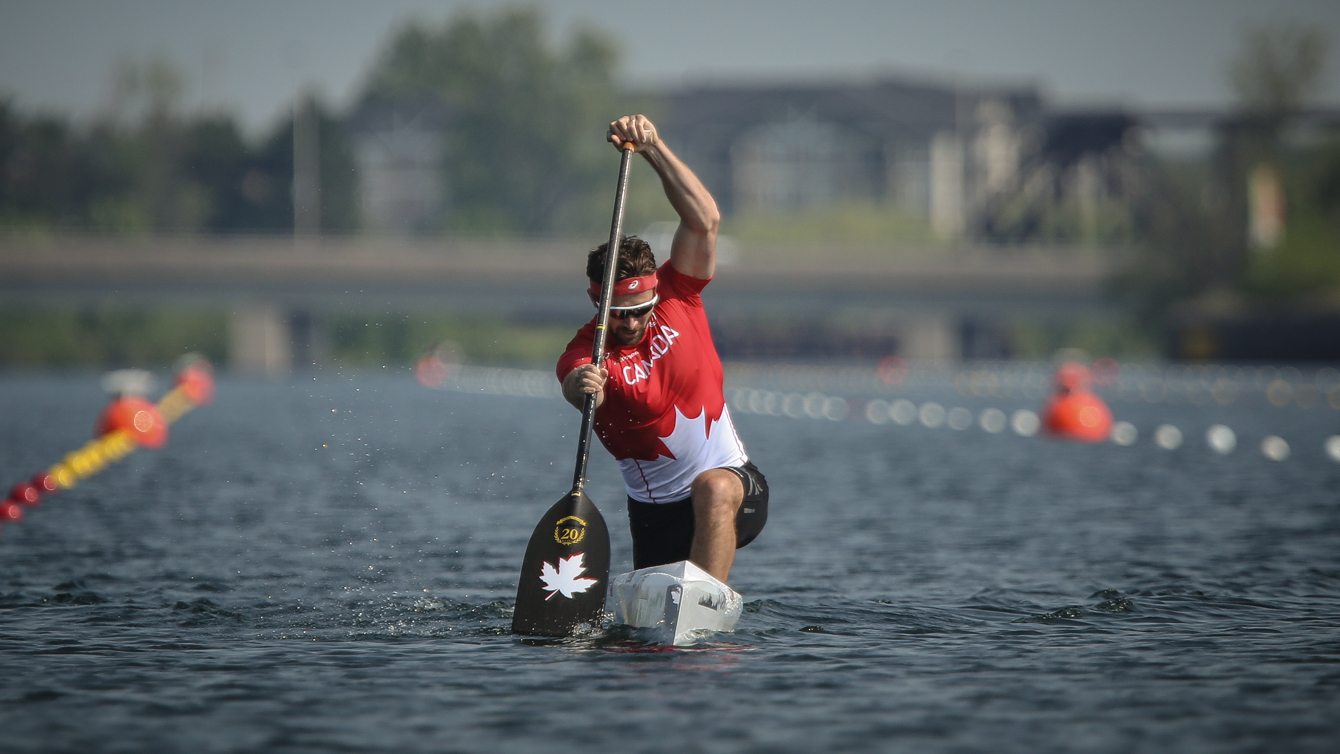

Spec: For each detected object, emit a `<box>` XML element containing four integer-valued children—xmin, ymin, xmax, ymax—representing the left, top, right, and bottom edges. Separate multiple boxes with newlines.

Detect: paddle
<box><xmin>511</xmin><ymin>142</ymin><xmax>636</xmax><ymax>637</ymax></box>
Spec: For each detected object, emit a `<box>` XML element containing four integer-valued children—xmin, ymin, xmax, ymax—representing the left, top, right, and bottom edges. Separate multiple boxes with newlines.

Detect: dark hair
<box><xmin>586</xmin><ymin>235</ymin><xmax>657</xmax><ymax>282</ymax></box>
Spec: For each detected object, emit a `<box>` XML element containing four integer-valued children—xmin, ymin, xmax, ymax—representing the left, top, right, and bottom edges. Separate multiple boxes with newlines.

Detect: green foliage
<box><xmin>723</xmin><ymin>201</ymin><xmax>936</xmax><ymax>248</ymax></box>
<box><xmin>1120</xmin><ymin>136</ymin><xmax>1340</xmax><ymax>320</ymax></box>
<box><xmin>1230</xmin><ymin>24</ymin><xmax>1329</xmax><ymax>122</ymax></box>
<box><xmin>0</xmin><ymin>64</ymin><xmax>358</xmax><ymax>234</ymax></box>
<box><xmin>328</xmin><ymin>313</ymin><xmax>574</xmax><ymax>368</ymax></box>
<box><xmin>981</xmin><ymin>194</ymin><xmax>1136</xmax><ymax>248</ymax></box>
<box><xmin>1240</xmin><ymin>138</ymin><xmax>1340</xmax><ymax>299</ymax></box>
<box><xmin>1117</xmin><ymin>154</ymin><xmax>1236</xmax><ymax>317</ymax></box>
<box><xmin>0</xmin><ymin>106</ymin><xmax>95</xmax><ymax>231</ymax></box>
<box><xmin>1319</xmin><ymin>133</ymin><xmax>1340</xmax><ymax>222</ymax></box>
<box><xmin>0</xmin><ymin>307</ymin><xmax>574</xmax><ymax>370</ymax></box>
<box><xmin>0</xmin><ymin>308</ymin><xmax>227</xmax><ymax>368</ymax></box>
<box><xmin>1119</xmin><ymin>24</ymin><xmax>1339</xmax><ymax>318</ymax></box>
<box><xmin>359</xmin><ymin>6</ymin><xmax>622</xmax><ymax>235</ymax></box>
<box><xmin>257</xmin><ymin>96</ymin><xmax>362</xmax><ymax>233</ymax></box>
<box><xmin>1008</xmin><ymin>317</ymin><xmax>1159</xmax><ymax>360</ymax></box>
<box><xmin>1242</xmin><ymin>212</ymin><xmax>1340</xmax><ymax>297</ymax></box>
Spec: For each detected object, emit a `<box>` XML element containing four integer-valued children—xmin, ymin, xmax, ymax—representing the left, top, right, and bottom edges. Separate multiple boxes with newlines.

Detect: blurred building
<box><xmin>345</xmin><ymin>99</ymin><xmax>452</xmax><ymax>234</ymax></box>
<box><xmin>654</xmin><ymin>79</ymin><xmax>1149</xmax><ymax>243</ymax></box>
<box><xmin>654</xmin><ymin>79</ymin><xmax>1042</xmax><ymax>239</ymax></box>
<box><xmin>346</xmin><ymin>76</ymin><xmax>1147</xmax><ymax>243</ymax></box>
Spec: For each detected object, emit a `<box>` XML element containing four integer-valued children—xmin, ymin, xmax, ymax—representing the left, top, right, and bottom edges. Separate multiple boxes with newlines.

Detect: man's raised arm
<box><xmin>607</xmin><ymin>115</ymin><xmax>721</xmax><ymax>281</ymax></box>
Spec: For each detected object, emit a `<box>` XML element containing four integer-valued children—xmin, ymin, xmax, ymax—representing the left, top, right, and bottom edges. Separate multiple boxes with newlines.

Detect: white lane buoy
<box><xmin>746</xmin><ymin>389</ymin><xmax>764</xmax><ymax>415</ymax></box>
<box><xmin>1261</xmin><ymin>435</ymin><xmax>1290</xmax><ymax>461</ymax></box>
<box><xmin>1154</xmin><ymin>424</ymin><xmax>1183</xmax><ymax>450</ymax></box>
<box><xmin>890</xmin><ymin>399</ymin><xmax>917</xmax><ymax>425</ymax></box>
<box><xmin>1207</xmin><ymin>424</ymin><xmax>1237</xmax><ymax>455</ymax></box>
<box><xmin>1012</xmin><ymin>409</ymin><xmax>1040</xmax><ymax>437</ymax></box>
<box><xmin>979</xmin><ymin>408</ymin><xmax>1007</xmax><ymax>433</ymax></box>
<box><xmin>783</xmin><ymin>393</ymin><xmax>805</xmax><ymax>419</ymax></box>
<box><xmin>823</xmin><ymin>396</ymin><xmax>848</xmax><ymax>421</ymax></box>
<box><xmin>947</xmin><ymin>407</ymin><xmax>973</xmax><ymax>430</ymax></box>
<box><xmin>1110</xmin><ymin>421</ymin><xmax>1138</xmax><ymax>446</ymax></box>
<box><xmin>919</xmin><ymin>402</ymin><xmax>945</xmax><ymax>428</ymax></box>
<box><xmin>1326</xmin><ymin>435</ymin><xmax>1340</xmax><ymax>463</ymax></box>
<box><xmin>803</xmin><ymin>392</ymin><xmax>826</xmax><ymax>420</ymax></box>
<box><xmin>865</xmin><ymin>399</ymin><xmax>890</xmax><ymax>424</ymax></box>
<box><xmin>730</xmin><ymin>389</ymin><xmax>748</xmax><ymax>413</ymax></box>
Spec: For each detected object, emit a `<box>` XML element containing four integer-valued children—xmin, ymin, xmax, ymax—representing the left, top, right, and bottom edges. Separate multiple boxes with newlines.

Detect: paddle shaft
<box><xmin>571</xmin><ymin>143</ymin><xmax>636</xmax><ymax>496</ymax></box>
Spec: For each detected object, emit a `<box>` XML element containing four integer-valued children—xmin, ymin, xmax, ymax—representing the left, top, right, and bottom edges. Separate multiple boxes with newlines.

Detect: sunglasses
<box><xmin>600</xmin><ymin>294</ymin><xmax>658</xmax><ymax>320</ymax></box>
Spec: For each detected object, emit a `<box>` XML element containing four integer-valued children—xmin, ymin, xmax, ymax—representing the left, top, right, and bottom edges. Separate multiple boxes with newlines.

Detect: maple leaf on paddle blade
<box><xmin>539</xmin><ymin>552</ymin><xmax>598</xmax><ymax>600</ymax></box>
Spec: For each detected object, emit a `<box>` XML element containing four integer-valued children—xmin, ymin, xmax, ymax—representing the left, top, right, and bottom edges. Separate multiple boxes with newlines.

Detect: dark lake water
<box><xmin>1</xmin><ymin>369</ymin><xmax>1338</xmax><ymax>753</ymax></box>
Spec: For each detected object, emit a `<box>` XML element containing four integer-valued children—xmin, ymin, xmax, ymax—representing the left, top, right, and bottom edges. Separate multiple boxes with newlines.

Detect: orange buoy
<box><xmin>877</xmin><ymin>355</ymin><xmax>908</xmax><ymax>386</ymax></box>
<box><xmin>1042</xmin><ymin>362</ymin><xmax>1113</xmax><ymax>443</ymax></box>
<box><xmin>415</xmin><ymin>355</ymin><xmax>449</xmax><ymax>388</ymax></box>
<box><xmin>175</xmin><ymin>360</ymin><xmax>215</xmax><ymax>406</ymax></box>
<box><xmin>96</xmin><ymin>396</ymin><xmax>168</xmax><ymax>449</ymax></box>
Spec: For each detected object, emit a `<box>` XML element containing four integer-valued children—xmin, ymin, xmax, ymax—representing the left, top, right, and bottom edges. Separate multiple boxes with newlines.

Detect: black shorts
<box><xmin>626</xmin><ymin>461</ymin><xmax>769</xmax><ymax>570</ymax></box>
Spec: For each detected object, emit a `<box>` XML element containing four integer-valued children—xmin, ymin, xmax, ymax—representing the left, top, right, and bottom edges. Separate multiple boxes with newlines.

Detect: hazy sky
<box><xmin>2</xmin><ymin>0</ymin><xmax>1338</xmax><ymax>133</ymax></box>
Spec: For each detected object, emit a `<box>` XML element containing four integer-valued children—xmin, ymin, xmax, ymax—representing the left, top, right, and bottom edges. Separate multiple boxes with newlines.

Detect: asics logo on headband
<box><xmin>589</xmin><ymin>272</ymin><xmax>658</xmax><ymax>296</ymax></box>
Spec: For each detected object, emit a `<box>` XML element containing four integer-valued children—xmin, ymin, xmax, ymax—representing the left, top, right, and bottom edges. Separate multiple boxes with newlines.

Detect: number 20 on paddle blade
<box><xmin>512</xmin><ymin>491</ymin><xmax>610</xmax><ymax>637</ymax></box>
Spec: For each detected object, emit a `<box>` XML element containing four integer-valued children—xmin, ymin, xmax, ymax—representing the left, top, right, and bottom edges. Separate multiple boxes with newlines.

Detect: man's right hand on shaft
<box><xmin>607</xmin><ymin>114</ymin><xmax>658</xmax><ymax>153</ymax></box>
<box><xmin>563</xmin><ymin>364</ymin><xmax>608</xmax><ymax>410</ymax></box>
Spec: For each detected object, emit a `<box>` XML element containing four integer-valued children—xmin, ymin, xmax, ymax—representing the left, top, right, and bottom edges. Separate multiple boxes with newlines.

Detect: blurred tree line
<box><xmin>358</xmin><ymin>6</ymin><xmax>632</xmax><ymax>235</ymax></box>
<box><xmin>0</xmin><ymin>58</ymin><xmax>357</xmax><ymax>235</ymax></box>
<box><xmin>0</xmin><ymin>6</ymin><xmax>638</xmax><ymax>237</ymax></box>
<box><xmin>1122</xmin><ymin>24</ymin><xmax>1340</xmax><ymax>316</ymax></box>
<box><xmin>3</xmin><ymin>9</ymin><xmax>1336</xmax><ymax>367</ymax></box>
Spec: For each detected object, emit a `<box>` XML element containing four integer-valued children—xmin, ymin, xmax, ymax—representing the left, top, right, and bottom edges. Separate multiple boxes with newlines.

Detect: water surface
<box><xmin>0</xmin><ymin>372</ymin><xmax>1337</xmax><ymax>753</ymax></box>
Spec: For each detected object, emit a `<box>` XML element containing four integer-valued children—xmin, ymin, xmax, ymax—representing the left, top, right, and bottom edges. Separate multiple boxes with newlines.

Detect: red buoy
<box><xmin>877</xmin><ymin>355</ymin><xmax>908</xmax><ymax>386</ymax></box>
<box><xmin>0</xmin><ymin>501</ymin><xmax>24</xmax><ymax>523</ymax></box>
<box><xmin>31</xmin><ymin>473</ymin><xmax>59</xmax><ymax>495</ymax></box>
<box><xmin>415</xmin><ymin>355</ymin><xmax>449</xmax><ymax>388</ymax></box>
<box><xmin>9</xmin><ymin>483</ymin><xmax>40</xmax><ymax>507</ymax></box>
<box><xmin>176</xmin><ymin>360</ymin><xmax>215</xmax><ymax>406</ymax></box>
<box><xmin>96</xmin><ymin>396</ymin><xmax>168</xmax><ymax>449</ymax></box>
<box><xmin>1042</xmin><ymin>362</ymin><xmax>1113</xmax><ymax>443</ymax></box>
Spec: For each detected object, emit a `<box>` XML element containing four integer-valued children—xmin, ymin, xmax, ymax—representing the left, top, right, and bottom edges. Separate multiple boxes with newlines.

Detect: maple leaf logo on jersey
<box><xmin>539</xmin><ymin>552</ymin><xmax>598</xmax><ymax>600</ymax></box>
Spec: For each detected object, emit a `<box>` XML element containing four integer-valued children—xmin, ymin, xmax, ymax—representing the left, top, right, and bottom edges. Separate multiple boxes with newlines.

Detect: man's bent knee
<box><xmin>690</xmin><ymin>469</ymin><xmax>744</xmax><ymax>519</ymax></box>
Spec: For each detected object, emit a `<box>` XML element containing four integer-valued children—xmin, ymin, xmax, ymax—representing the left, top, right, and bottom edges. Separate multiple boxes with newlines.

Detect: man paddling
<box><xmin>557</xmin><ymin>114</ymin><xmax>767</xmax><ymax>584</ymax></box>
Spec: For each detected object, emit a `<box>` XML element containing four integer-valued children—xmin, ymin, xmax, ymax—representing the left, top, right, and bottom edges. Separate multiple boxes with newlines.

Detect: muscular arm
<box><xmin>608</xmin><ymin>115</ymin><xmax>721</xmax><ymax>280</ymax></box>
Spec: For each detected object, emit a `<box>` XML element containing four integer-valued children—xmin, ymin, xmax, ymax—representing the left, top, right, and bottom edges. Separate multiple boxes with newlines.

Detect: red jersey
<box><xmin>557</xmin><ymin>262</ymin><xmax>747</xmax><ymax>503</ymax></box>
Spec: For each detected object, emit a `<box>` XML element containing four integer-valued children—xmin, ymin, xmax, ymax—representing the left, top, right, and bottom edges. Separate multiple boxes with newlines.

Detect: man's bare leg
<box><xmin>688</xmin><ymin>469</ymin><xmax>745</xmax><ymax>582</ymax></box>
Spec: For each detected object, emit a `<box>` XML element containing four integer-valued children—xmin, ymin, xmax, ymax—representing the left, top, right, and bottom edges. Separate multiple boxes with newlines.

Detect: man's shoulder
<box><xmin>556</xmin><ymin>320</ymin><xmax>597</xmax><ymax>377</ymax></box>
<box><xmin>658</xmin><ymin>261</ymin><xmax>710</xmax><ymax>300</ymax></box>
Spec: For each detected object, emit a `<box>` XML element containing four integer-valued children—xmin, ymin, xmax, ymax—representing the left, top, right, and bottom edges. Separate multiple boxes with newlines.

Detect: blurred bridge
<box><xmin>0</xmin><ymin>235</ymin><xmax>1121</xmax><ymax>371</ymax></box>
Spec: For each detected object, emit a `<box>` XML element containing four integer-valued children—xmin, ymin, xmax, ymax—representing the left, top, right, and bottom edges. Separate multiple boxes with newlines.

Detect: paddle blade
<box><xmin>511</xmin><ymin>491</ymin><xmax>611</xmax><ymax>637</ymax></box>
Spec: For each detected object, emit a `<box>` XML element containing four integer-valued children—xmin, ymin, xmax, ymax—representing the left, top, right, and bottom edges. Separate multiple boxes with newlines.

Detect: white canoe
<box><xmin>605</xmin><ymin>560</ymin><xmax>743</xmax><ymax>646</ymax></box>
